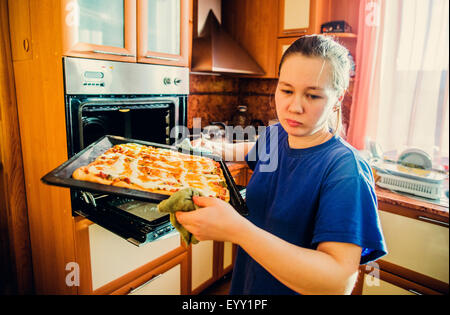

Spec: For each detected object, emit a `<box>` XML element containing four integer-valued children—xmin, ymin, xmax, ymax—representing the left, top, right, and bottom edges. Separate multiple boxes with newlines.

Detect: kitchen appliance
<box><xmin>321</xmin><ymin>20</ymin><xmax>352</xmax><ymax>33</ymax></box>
<box><xmin>370</xmin><ymin>147</ymin><xmax>448</xmax><ymax>200</ymax></box>
<box><xmin>42</xmin><ymin>135</ymin><xmax>249</xmax><ymax>245</ymax></box>
<box><xmin>62</xmin><ymin>57</ymin><xmax>190</xmax><ymax>245</ymax></box>
<box><xmin>191</xmin><ymin>8</ymin><xmax>265</xmax><ymax>75</ymax></box>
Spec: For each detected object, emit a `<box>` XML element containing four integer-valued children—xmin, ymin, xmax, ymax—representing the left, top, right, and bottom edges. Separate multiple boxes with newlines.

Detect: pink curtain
<box><xmin>347</xmin><ymin>0</ymin><xmax>385</xmax><ymax>150</ymax></box>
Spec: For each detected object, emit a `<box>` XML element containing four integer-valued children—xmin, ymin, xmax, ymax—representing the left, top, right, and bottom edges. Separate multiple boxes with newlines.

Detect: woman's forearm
<box><xmin>209</xmin><ymin>141</ymin><xmax>255</xmax><ymax>162</ymax></box>
<box><xmin>232</xmin><ymin>219</ymin><xmax>359</xmax><ymax>295</ymax></box>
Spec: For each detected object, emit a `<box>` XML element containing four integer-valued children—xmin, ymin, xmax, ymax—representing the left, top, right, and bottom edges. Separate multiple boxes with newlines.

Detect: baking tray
<box><xmin>41</xmin><ymin>135</ymin><xmax>248</xmax><ymax>216</ymax></box>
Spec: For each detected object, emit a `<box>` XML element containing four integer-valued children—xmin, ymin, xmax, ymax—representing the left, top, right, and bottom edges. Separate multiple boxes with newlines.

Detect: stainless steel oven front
<box><xmin>63</xmin><ymin>57</ymin><xmax>189</xmax><ymax>245</ymax></box>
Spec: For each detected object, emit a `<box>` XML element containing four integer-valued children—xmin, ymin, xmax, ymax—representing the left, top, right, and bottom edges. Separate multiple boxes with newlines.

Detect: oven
<box><xmin>63</xmin><ymin>57</ymin><xmax>189</xmax><ymax>246</ymax></box>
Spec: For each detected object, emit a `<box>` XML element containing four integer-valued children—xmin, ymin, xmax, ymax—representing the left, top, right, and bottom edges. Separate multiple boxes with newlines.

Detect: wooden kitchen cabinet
<box><xmin>355</xmin><ymin>189</ymin><xmax>449</xmax><ymax>295</ymax></box>
<box><xmin>137</xmin><ymin>0</ymin><xmax>191</xmax><ymax>67</ymax></box>
<box><xmin>62</xmin><ymin>0</ymin><xmax>137</xmax><ymax>62</ymax></box>
<box><xmin>215</xmin><ymin>241</ymin><xmax>237</xmax><ymax>279</ymax></box>
<box><xmin>222</xmin><ymin>0</ymin><xmax>279</xmax><ymax>78</ymax></box>
<box><xmin>7</xmin><ymin>0</ymin><xmax>33</xmax><ymax>61</ymax></box>
<box><xmin>190</xmin><ymin>240</ymin><xmax>215</xmax><ymax>294</ymax></box>
<box><xmin>222</xmin><ymin>0</ymin><xmax>360</xmax><ymax>79</ymax></box>
<box><xmin>62</xmin><ymin>0</ymin><xmax>192</xmax><ymax>66</ymax></box>
<box><xmin>74</xmin><ymin>217</ymin><xmax>188</xmax><ymax>294</ymax></box>
<box><xmin>278</xmin><ymin>0</ymin><xmax>317</xmax><ymax>37</ymax></box>
<box><xmin>112</xmin><ymin>251</ymin><xmax>189</xmax><ymax>295</ymax></box>
<box><xmin>361</xmin><ymin>267</ymin><xmax>441</xmax><ymax>295</ymax></box>
<box><xmin>8</xmin><ymin>0</ymin><xmax>194</xmax><ymax>294</ymax></box>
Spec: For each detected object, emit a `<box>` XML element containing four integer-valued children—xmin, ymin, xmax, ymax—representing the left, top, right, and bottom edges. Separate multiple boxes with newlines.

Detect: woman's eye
<box><xmin>307</xmin><ymin>94</ymin><xmax>322</xmax><ymax>100</ymax></box>
<box><xmin>281</xmin><ymin>89</ymin><xmax>293</xmax><ymax>95</ymax></box>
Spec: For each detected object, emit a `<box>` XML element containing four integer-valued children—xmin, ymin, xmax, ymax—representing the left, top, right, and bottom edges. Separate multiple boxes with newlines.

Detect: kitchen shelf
<box><xmin>322</xmin><ymin>32</ymin><xmax>357</xmax><ymax>39</ymax></box>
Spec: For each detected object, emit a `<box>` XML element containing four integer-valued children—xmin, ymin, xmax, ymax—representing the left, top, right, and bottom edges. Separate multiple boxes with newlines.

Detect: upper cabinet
<box><xmin>223</xmin><ymin>0</ymin><xmax>360</xmax><ymax>79</ymax></box>
<box><xmin>62</xmin><ymin>0</ymin><xmax>137</xmax><ymax>62</ymax></box>
<box><xmin>62</xmin><ymin>0</ymin><xmax>191</xmax><ymax>66</ymax></box>
<box><xmin>278</xmin><ymin>0</ymin><xmax>317</xmax><ymax>37</ymax></box>
<box><xmin>137</xmin><ymin>0</ymin><xmax>190</xmax><ymax>67</ymax></box>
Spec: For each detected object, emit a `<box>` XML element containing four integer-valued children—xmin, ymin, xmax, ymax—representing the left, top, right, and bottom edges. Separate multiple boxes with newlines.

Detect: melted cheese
<box><xmin>87</xmin><ymin>144</ymin><xmax>225</xmax><ymax>197</ymax></box>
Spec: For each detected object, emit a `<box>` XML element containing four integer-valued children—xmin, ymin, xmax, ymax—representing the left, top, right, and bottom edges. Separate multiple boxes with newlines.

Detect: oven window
<box><xmin>81</xmin><ymin>105</ymin><xmax>172</xmax><ymax>148</ymax></box>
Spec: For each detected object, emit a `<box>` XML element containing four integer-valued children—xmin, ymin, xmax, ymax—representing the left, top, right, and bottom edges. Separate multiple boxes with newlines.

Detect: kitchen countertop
<box><xmin>226</xmin><ymin>162</ymin><xmax>449</xmax><ymax>223</ymax></box>
<box><xmin>376</xmin><ymin>186</ymin><xmax>448</xmax><ymax>222</ymax></box>
<box><xmin>226</xmin><ymin>161</ymin><xmax>249</xmax><ymax>173</ymax></box>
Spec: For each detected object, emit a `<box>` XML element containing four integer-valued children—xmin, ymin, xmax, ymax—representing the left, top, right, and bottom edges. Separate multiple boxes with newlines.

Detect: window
<box><xmin>372</xmin><ymin>0</ymin><xmax>449</xmax><ymax>166</ymax></box>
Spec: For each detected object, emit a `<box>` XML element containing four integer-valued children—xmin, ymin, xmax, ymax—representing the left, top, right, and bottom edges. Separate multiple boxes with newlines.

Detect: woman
<box><xmin>178</xmin><ymin>35</ymin><xmax>387</xmax><ymax>295</ymax></box>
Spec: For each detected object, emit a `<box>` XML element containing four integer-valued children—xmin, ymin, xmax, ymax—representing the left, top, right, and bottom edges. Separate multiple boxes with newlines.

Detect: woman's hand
<box><xmin>191</xmin><ymin>137</ymin><xmax>226</xmax><ymax>158</ymax></box>
<box><xmin>175</xmin><ymin>196</ymin><xmax>247</xmax><ymax>243</ymax></box>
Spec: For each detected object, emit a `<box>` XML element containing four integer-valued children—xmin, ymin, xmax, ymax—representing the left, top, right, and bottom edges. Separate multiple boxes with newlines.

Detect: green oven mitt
<box><xmin>157</xmin><ymin>188</ymin><xmax>203</xmax><ymax>246</ymax></box>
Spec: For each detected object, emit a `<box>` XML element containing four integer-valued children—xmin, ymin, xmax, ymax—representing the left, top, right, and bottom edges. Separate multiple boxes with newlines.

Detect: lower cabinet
<box><xmin>360</xmin><ymin>266</ymin><xmax>441</xmax><ymax>295</ymax></box>
<box><xmin>112</xmin><ymin>252</ymin><xmax>189</xmax><ymax>295</ymax></box>
<box><xmin>74</xmin><ymin>217</ymin><xmax>187</xmax><ymax>295</ymax></box>
<box><xmin>190</xmin><ymin>240</ymin><xmax>215</xmax><ymax>294</ymax></box>
<box><xmin>355</xmin><ymin>206</ymin><xmax>449</xmax><ymax>295</ymax></box>
<box><xmin>189</xmin><ymin>240</ymin><xmax>237</xmax><ymax>294</ymax></box>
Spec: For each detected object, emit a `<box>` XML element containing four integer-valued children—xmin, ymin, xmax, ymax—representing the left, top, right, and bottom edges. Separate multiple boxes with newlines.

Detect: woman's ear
<box><xmin>333</xmin><ymin>92</ymin><xmax>345</xmax><ymax>112</ymax></box>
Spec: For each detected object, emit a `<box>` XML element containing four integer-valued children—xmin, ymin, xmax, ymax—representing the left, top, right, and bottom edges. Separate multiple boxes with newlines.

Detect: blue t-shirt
<box><xmin>229</xmin><ymin>124</ymin><xmax>387</xmax><ymax>295</ymax></box>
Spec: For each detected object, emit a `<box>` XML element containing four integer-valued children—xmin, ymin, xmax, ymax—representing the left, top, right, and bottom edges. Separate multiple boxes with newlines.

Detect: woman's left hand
<box><xmin>175</xmin><ymin>196</ymin><xmax>247</xmax><ymax>243</ymax></box>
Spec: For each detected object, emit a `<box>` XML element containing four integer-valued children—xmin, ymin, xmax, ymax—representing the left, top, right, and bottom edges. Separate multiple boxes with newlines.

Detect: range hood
<box><xmin>191</xmin><ymin>10</ymin><xmax>265</xmax><ymax>76</ymax></box>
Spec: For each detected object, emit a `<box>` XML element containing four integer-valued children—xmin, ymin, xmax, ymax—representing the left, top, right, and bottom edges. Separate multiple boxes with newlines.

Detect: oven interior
<box><xmin>65</xmin><ymin>95</ymin><xmax>187</xmax><ymax>246</ymax></box>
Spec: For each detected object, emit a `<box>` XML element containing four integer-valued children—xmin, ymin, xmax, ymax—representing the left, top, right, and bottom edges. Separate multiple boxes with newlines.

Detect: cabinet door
<box><xmin>378</xmin><ymin>210</ymin><xmax>449</xmax><ymax>285</ymax></box>
<box><xmin>190</xmin><ymin>240</ymin><xmax>215</xmax><ymax>294</ymax></box>
<box><xmin>7</xmin><ymin>0</ymin><xmax>33</xmax><ymax>61</ymax></box>
<box><xmin>362</xmin><ymin>269</ymin><xmax>441</xmax><ymax>295</ymax></box>
<box><xmin>74</xmin><ymin>218</ymin><xmax>185</xmax><ymax>294</ymax></box>
<box><xmin>62</xmin><ymin>0</ymin><xmax>136</xmax><ymax>62</ymax></box>
<box><xmin>279</xmin><ymin>0</ymin><xmax>316</xmax><ymax>37</ymax></box>
<box><xmin>137</xmin><ymin>0</ymin><xmax>190</xmax><ymax>66</ymax></box>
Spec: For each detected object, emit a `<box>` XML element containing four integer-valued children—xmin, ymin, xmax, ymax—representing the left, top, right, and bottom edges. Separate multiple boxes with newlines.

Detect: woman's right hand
<box><xmin>191</xmin><ymin>137</ymin><xmax>225</xmax><ymax>157</ymax></box>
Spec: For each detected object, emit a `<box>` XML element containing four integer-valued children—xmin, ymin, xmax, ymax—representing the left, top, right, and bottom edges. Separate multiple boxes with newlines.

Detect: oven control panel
<box><xmin>64</xmin><ymin>57</ymin><xmax>189</xmax><ymax>95</ymax></box>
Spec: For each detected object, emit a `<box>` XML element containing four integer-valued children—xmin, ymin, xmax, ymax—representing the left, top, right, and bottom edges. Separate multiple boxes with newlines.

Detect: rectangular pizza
<box><xmin>72</xmin><ymin>143</ymin><xmax>230</xmax><ymax>202</ymax></box>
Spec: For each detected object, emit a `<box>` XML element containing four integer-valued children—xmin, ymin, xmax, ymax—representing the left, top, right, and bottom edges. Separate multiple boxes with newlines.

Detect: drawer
<box><xmin>362</xmin><ymin>268</ymin><xmax>441</xmax><ymax>295</ymax></box>
<box><xmin>363</xmin><ymin>274</ymin><xmax>414</xmax><ymax>295</ymax></box>
<box><xmin>379</xmin><ymin>210</ymin><xmax>449</xmax><ymax>283</ymax></box>
<box><xmin>111</xmin><ymin>252</ymin><xmax>188</xmax><ymax>295</ymax></box>
<box><xmin>128</xmin><ymin>264</ymin><xmax>181</xmax><ymax>295</ymax></box>
<box><xmin>88</xmin><ymin>224</ymin><xmax>181</xmax><ymax>291</ymax></box>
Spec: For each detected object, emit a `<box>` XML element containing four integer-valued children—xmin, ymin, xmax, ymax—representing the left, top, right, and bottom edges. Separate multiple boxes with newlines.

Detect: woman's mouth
<box><xmin>286</xmin><ymin>119</ymin><xmax>303</xmax><ymax>128</ymax></box>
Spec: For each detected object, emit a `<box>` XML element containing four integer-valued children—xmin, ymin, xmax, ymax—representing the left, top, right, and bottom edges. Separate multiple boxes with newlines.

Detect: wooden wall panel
<box><xmin>11</xmin><ymin>0</ymin><xmax>76</xmax><ymax>294</ymax></box>
<box><xmin>0</xmin><ymin>0</ymin><xmax>33</xmax><ymax>295</ymax></box>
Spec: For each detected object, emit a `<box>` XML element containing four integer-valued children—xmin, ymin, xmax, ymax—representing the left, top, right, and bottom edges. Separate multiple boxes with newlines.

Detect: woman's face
<box><xmin>275</xmin><ymin>54</ymin><xmax>340</xmax><ymax>138</ymax></box>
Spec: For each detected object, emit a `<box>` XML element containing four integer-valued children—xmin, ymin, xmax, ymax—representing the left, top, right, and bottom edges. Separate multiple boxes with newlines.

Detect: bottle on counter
<box><xmin>230</xmin><ymin>105</ymin><xmax>249</xmax><ymax>127</ymax></box>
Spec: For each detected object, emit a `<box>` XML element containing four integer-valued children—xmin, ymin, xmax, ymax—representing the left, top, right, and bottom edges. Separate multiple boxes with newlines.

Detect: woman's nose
<box><xmin>288</xmin><ymin>95</ymin><xmax>304</xmax><ymax>114</ymax></box>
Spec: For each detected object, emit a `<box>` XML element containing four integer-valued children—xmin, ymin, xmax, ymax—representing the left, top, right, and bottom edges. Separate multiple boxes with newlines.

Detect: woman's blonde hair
<box><xmin>278</xmin><ymin>35</ymin><xmax>352</xmax><ymax>136</ymax></box>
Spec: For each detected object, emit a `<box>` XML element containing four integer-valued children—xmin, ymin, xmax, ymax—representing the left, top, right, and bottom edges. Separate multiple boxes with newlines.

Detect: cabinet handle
<box><xmin>92</xmin><ymin>50</ymin><xmax>136</xmax><ymax>57</ymax></box>
<box><xmin>23</xmin><ymin>39</ymin><xmax>30</xmax><ymax>52</ymax></box>
<box><xmin>283</xmin><ymin>29</ymin><xmax>307</xmax><ymax>34</ymax></box>
<box><xmin>408</xmin><ymin>289</ymin><xmax>423</xmax><ymax>295</ymax></box>
<box><xmin>128</xmin><ymin>274</ymin><xmax>163</xmax><ymax>294</ymax></box>
<box><xmin>418</xmin><ymin>216</ymin><xmax>449</xmax><ymax>227</ymax></box>
<box><xmin>145</xmin><ymin>55</ymin><xmax>179</xmax><ymax>62</ymax></box>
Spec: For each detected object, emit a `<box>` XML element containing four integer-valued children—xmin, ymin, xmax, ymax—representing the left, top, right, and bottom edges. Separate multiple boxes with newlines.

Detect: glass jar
<box><xmin>231</xmin><ymin>105</ymin><xmax>249</xmax><ymax>127</ymax></box>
